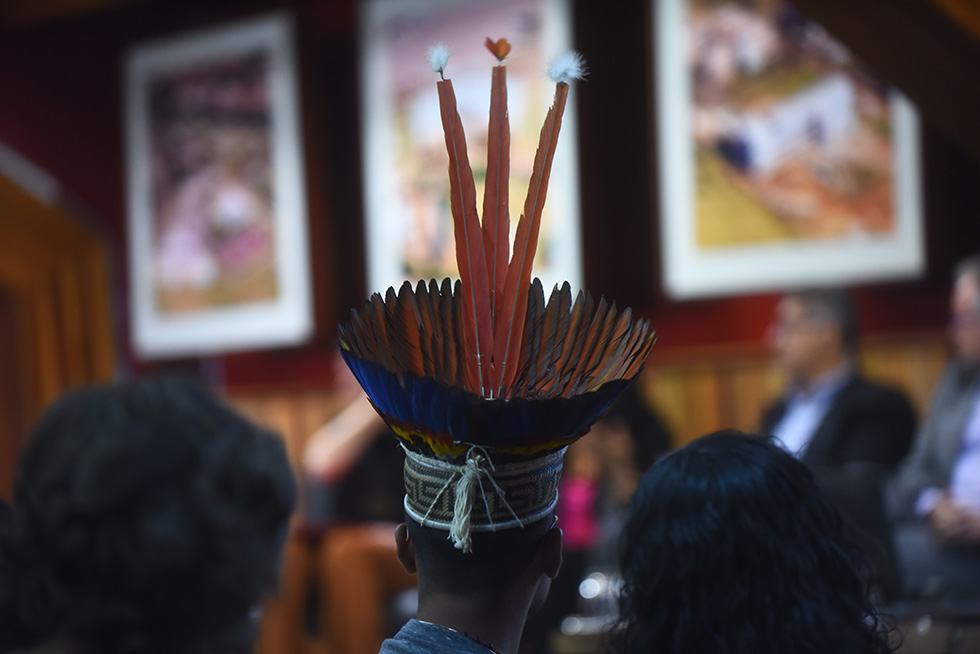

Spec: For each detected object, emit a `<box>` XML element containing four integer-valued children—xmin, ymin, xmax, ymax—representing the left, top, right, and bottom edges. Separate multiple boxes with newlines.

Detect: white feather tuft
<box><xmin>428</xmin><ymin>42</ymin><xmax>451</xmax><ymax>74</ymax></box>
<box><xmin>547</xmin><ymin>51</ymin><xmax>587</xmax><ymax>84</ymax></box>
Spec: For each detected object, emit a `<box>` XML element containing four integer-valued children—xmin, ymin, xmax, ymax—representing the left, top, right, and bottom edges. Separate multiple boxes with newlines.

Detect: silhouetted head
<box><xmin>951</xmin><ymin>253</ymin><xmax>980</xmax><ymax>365</ymax></box>
<box><xmin>395</xmin><ymin>511</ymin><xmax>562</xmax><ymax>613</ymax></box>
<box><xmin>772</xmin><ymin>288</ymin><xmax>858</xmax><ymax>385</ymax></box>
<box><xmin>0</xmin><ymin>377</ymin><xmax>297</xmax><ymax>654</ymax></box>
<box><xmin>610</xmin><ymin>431</ymin><xmax>891</xmax><ymax>654</ymax></box>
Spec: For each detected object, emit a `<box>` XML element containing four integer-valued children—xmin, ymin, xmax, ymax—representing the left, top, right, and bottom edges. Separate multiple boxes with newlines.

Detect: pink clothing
<box><xmin>557</xmin><ymin>477</ymin><xmax>599</xmax><ymax>550</ymax></box>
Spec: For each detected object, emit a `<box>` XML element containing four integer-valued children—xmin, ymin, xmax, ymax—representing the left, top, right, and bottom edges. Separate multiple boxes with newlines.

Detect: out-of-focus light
<box><xmin>579</xmin><ymin>577</ymin><xmax>602</xmax><ymax>599</ymax></box>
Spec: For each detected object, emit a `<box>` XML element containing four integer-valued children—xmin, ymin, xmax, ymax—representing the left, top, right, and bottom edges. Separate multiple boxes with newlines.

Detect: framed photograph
<box><xmin>655</xmin><ymin>0</ymin><xmax>924</xmax><ymax>299</ymax></box>
<box><xmin>359</xmin><ymin>0</ymin><xmax>582</xmax><ymax>295</ymax></box>
<box><xmin>125</xmin><ymin>13</ymin><xmax>312</xmax><ymax>358</ymax></box>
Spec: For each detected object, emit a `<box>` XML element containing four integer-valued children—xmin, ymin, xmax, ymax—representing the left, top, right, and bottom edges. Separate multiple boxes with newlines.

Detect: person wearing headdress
<box><xmin>336</xmin><ymin>39</ymin><xmax>654</xmax><ymax>654</ymax></box>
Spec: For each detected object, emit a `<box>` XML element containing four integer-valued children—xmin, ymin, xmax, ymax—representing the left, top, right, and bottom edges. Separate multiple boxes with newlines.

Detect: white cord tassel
<box><xmin>403</xmin><ymin>445</ymin><xmax>530</xmax><ymax>553</ymax></box>
<box><xmin>450</xmin><ymin>454</ymin><xmax>485</xmax><ymax>552</ymax></box>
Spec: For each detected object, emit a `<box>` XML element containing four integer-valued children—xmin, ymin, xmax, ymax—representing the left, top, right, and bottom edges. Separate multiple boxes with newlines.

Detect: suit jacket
<box><xmin>889</xmin><ymin>362</ymin><xmax>980</xmax><ymax>518</ymax></box>
<box><xmin>761</xmin><ymin>375</ymin><xmax>916</xmax><ymax>473</ymax></box>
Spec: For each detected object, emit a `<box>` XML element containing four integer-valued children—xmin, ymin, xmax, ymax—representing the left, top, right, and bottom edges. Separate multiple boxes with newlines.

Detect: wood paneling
<box><xmin>228</xmin><ymin>331</ymin><xmax>950</xmax><ymax>460</ymax></box>
<box><xmin>0</xmin><ymin>290</ymin><xmax>26</xmax><ymax>496</ymax></box>
<box><xmin>642</xmin><ymin>332</ymin><xmax>948</xmax><ymax>448</ymax></box>
<box><xmin>233</xmin><ymin>389</ymin><xmax>349</xmax><ymax>485</ymax></box>
<box><xmin>0</xmin><ymin>171</ymin><xmax>115</xmax><ymax>497</ymax></box>
<box><xmin>932</xmin><ymin>0</ymin><xmax>980</xmax><ymax>42</ymax></box>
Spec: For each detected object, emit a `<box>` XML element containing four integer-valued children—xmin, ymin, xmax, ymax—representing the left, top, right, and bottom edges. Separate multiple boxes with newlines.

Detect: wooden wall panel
<box><xmin>0</xmin><ymin>291</ymin><xmax>26</xmax><ymax>496</ymax></box>
<box><xmin>229</xmin><ymin>332</ymin><xmax>951</xmax><ymax>461</ymax></box>
<box><xmin>0</xmin><ymin>172</ymin><xmax>116</xmax><ymax>498</ymax></box>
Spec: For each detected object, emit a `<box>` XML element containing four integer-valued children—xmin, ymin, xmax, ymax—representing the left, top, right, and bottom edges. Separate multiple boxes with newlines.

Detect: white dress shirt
<box><xmin>772</xmin><ymin>365</ymin><xmax>852</xmax><ymax>459</ymax></box>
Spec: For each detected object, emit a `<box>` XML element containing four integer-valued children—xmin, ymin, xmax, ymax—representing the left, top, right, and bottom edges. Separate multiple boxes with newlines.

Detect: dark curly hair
<box><xmin>0</xmin><ymin>377</ymin><xmax>297</xmax><ymax>654</ymax></box>
<box><xmin>608</xmin><ymin>430</ymin><xmax>892</xmax><ymax>654</ymax></box>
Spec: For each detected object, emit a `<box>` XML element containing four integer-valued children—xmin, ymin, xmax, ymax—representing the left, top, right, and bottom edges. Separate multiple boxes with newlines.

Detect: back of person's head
<box><xmin>951</xmin><ymin>254</ymin><xmax>980</xmax><ymax>366</ymax></box>
<box><xmin>785</xmin><ymin>287</ymin><xmax>860</xmax><ymax>356</ymax></box>
<box><xmin>404</xmin><ymin>510</ymin><xmax>558</xmax><ymax>601</ymax></box>
<box><xmin>955</xmin><ymin>252</ymin><xmax>980</xmax><ymax>290</ymax></box>
<box><xmin>0</xmin><ymin>377</ymin><xmax>297</xmax><ymax>654</ymax></box>
<box><xmin>609</xmin><ymin>431</ymin><xmax>891</xmax><ymax>654</ymax></box>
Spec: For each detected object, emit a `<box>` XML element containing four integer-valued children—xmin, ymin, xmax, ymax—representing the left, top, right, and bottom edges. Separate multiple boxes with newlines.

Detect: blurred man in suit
<box><xmin>889</xmin><ymin>255</ymin><xmax>980</xmax><ymax>599</ymax></box>
<box><xmin>761</xmin><ymin>288</ymin><xmax>916</xmax><ymax>472</ymax></box>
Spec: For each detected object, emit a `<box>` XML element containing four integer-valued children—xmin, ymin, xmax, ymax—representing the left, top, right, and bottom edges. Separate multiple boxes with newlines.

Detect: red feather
<box><xmin>414</xmin><ymin>280</ymin><xmax>437</xmax><ymax>379</ymax></box>
<box><xmin>438</xmin><ymin>277</ymin><xmax>458</xmax><ymax>388</ymax></box>
<box><xmin>368</xmin><ymin>293</ymin><xmax>396</xmax><ymax>373</ymax></box>
<box><xmin>482</xmin><ymin>65</ymin><xmax>511</xmax><ymax>337</ymax></box>
<box><xmin>437</xmin><ymin>79</ymin><xmax>493</xmax><ymax>395</ymax></box>
<box><xmin>493</xmin><ymin>83</ymin><xmax>571</xmax><ymax>398</ymax></box>
<box><xmin>394</xmin><ymin>282</ymin><xmax>425</xmax><ymax>377</ymax></box>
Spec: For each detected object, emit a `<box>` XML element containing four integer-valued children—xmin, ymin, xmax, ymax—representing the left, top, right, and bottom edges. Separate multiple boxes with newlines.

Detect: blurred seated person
<box><xmin>888</xmin><ymin>254</ymin><xmax>980</xmax><ymax>600</ymax></box>
<box><xmin>521</xmin><ymin>383</ymin><xmax>671</xmax><ymax>653</ymax></box>
<box><xmin>761</xmin><ymin>288</ymin><xmax>915</xmax><ymax>472</ymax></box>
<box><xmin>0</xmin><ymin>377</ymin><xmax>296</xmax><ymax>654</ymax></box>
<box><xmin>610</xmin><ymin>431</ymin><xmax>893</xmax><ymax>654</ymax></box>
<box><xmin>275</xmin><ymin>358</ymin><xmax>413</xmax><ymax>654</ymax></box>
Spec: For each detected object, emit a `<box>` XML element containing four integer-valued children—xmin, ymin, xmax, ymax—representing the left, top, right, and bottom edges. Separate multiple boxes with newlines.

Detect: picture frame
<box><xmin>125</xmin><ymin>12</ymin><xmax>312</xmax><ymax>358</ymax></box>
<box><xmin>359</xmin><ymin>0</ymin><xmax>582</xmax><ymax>296</ymax></box>
<box><xmin>654</xmin><ymin>0</ymin><xmax>924</xmax><ymax>299</ymax></box>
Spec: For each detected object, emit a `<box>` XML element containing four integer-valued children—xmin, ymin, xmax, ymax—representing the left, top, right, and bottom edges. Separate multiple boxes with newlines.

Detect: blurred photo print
<box><xmin>656</xmin><ymin>0</ymin><xmax>924</xmax><ymax>298</ymax></box>
<box><xmin>126</xmin><ymin>13</ymin><xmax>312</xmax><ymax>357</ymax></box>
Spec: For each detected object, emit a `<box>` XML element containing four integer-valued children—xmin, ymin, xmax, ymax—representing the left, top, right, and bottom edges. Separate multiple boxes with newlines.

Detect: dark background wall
<box><xmin>1</xmin><ymin>0</ymin><xmax>978</xmax><ymax>391</ymax></box>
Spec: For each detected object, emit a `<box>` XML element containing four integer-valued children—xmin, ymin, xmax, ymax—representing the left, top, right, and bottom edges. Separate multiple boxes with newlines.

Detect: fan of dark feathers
<box><xmin>338</xmin><ymin>43</ymin><xmax>654</xmax><ymax>459</ymax></box>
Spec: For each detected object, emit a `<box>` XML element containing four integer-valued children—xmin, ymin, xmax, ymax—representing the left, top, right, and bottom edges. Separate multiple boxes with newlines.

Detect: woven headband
<box><xmin>403</xmin><ymin>446</ymin><xmax>564</xmax><ymax>550</ymax></box>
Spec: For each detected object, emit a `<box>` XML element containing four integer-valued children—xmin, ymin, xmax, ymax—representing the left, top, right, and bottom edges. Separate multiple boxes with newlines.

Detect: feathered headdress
<box><xmin>339</xmin><ymin>39</ymin><xmax>654</xmax><ymax>552</ymax></box>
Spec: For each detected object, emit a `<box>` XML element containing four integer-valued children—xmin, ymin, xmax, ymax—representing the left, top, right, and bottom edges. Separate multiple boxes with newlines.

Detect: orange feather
<box><xmin>437</xmin><ymin>79</ymin><xmax>493</xmax><ymax>395</ymax></box>
<box><xmin>588</xmin><ymin>308</ymin><xmax>636</xmax><ymax>390</ymax></box>
<box><xmin>556</xmin><ymin>292</ymin><xmax>595</xmax><ymax>397</ymax></box>
<box><xmin>535</xmin><ymin>282</ymin><xmax>573</xmax><ymax>397</ymax></box>
<box><xmin>438</xmin><ymin>278</ymin><xmax>458</xmax><ymax>388</ymax></box>
<box><xmin>482</xmin><ymin>65</ymin><xmax>511</xmax><ymax>346</ymax></box>
<box><xmin>493</xmin><ymin>83</ymin><xmax>571</xmax><ymax>397</ymax></box>
<box><xmin>393</xmin><ymin>282</ymin><xmax>425</xmax><ymax>377</ymax></box>
<box><xmin>567</xmin><ymin>297</ymin><xmax>612</xmax><ymax>395</ymax></box>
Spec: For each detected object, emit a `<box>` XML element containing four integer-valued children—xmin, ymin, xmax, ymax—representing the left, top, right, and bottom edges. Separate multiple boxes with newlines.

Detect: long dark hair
<box><xmin>609</xmin><ymin>430</ymin><xmax>892</xmax><ymax>654</ymax></box>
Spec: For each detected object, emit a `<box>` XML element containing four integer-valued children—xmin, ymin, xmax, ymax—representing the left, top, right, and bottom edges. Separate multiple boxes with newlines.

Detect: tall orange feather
<box><xmin>482</xmin><ymin>40</ymin><xmax>511</xmax><ymax>353</ymax></box>
<box><xmin>436</xmin><ymin>79</ymin><xmax>493</xmax><ymax>395</ymax></box>
<box><xmin>493</xmin><ymin>82</ymin><xmax>570</xmax><ymax>398</ymax></box>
